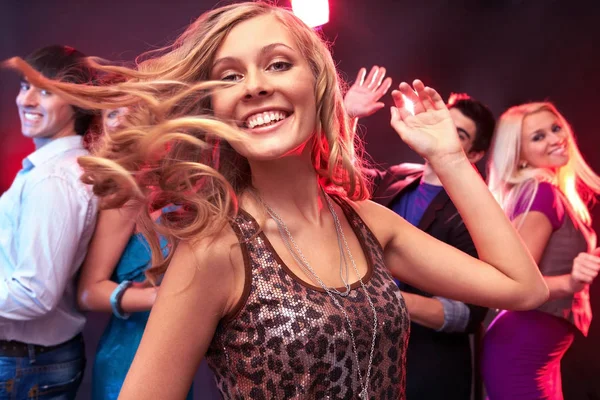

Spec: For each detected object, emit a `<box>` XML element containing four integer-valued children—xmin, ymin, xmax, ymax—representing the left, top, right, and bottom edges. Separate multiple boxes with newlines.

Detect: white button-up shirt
<box><xmin>0</xmin><ymin>135</ymin><xmax>98</xmax><ymax>346</ymax></box>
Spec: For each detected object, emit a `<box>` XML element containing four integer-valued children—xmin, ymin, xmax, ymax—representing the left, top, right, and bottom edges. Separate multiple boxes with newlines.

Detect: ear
<box><xmin>466</xmin><ymin>149</ymin><xmax>485</xmax><ymax>164</ymax></box>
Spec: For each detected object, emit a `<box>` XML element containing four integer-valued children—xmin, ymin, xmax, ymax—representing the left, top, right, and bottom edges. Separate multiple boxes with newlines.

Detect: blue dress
<box><xmin>92</xmin><ymin>233</ymin><xmax>193</xmax><ymax>399</ymax></box>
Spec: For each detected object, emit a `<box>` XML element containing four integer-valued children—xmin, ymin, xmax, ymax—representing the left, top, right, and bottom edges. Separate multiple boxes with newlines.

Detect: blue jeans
<box><xmin>0</xmin><ymin>336</ymin><xmax>85</xmax><ymax>400</ymax></box>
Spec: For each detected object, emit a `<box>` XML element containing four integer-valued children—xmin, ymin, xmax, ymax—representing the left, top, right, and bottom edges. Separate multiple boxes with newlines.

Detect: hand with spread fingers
<box><xmin>344</xmin><ymin>66</ymin><xmax>392</xmax><ymax>119</ymax></box>
<box><xmin>390</xmin><ymin>80</ymin><xmax>462</xmax><ymax>163</ymax></box>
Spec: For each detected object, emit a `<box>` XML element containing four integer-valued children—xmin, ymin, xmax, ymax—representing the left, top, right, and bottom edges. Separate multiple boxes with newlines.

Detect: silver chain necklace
<box><xmin>255</xmin><ymin>189</ymin><xmax>352</xmax><ymax>297</ymax></box>
<box><xmin>251</xmin><ymin>188</ymin><xmax>378</xmax><ymax>399</ymax></box>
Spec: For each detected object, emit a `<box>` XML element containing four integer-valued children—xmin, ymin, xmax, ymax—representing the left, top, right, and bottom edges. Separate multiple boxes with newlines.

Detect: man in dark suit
<box><xmin>369</xmin><ymin>95</ymin><xmax>494</xmax><ymax>400</ymax></box>
<box><xmin>345</xmin><ymin>69</ymin><xmax>496</xmax><ymax>399</ymax></box>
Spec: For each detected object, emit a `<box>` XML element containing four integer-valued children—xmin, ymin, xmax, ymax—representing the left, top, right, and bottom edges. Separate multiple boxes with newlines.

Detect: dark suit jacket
<box><xmin>370</xmin><ymin>163</ymin><xmax>488</xmax><ymax>400</ymax></box>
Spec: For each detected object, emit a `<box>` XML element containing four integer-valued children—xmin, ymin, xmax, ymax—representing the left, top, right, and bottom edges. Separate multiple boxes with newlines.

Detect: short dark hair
<box><xmin>448</xmin><ymin>93</ymin><xmax>496</xmax><ymax>153</ymax></box>
<box><xmin>24</xmin><ymin>45</ymin><xmax>95</xmax><ymax>136</ymax></box>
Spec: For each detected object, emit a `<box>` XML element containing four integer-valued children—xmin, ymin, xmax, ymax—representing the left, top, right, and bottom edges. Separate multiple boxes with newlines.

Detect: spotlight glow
<box><xmin>402</xmin><ymin>95</ymin><xmax>415</xmax><ymax>116</ymax></box>
<box><xmin>291</xmin><ymin>0</ymin><xmax>330</xmax><ymax>28</ymax></box>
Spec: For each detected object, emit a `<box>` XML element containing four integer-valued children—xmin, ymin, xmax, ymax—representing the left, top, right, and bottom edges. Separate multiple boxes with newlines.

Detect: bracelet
<box><xmin>110</xmin><ymin>280</ymin><xmax>133</xmax><ymax>320</ymax></box>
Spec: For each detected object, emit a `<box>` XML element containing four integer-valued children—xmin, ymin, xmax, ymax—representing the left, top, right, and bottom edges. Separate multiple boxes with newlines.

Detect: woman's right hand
<box><xmin>569</xmin><ymin>249</ymin><xmax>600</xmax><ymax>293</ymax></box>
<box><xmin>390</xmin><ymin>80</ymin><xmax>463</xmax><ymax>165</ymax></box>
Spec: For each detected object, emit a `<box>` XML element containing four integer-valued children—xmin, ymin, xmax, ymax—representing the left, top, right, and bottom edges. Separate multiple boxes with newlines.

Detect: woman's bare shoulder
<box><xmin>341</xmin><ymin>198</ymin><xmax>405</xmax><ymax>248</ymax></box>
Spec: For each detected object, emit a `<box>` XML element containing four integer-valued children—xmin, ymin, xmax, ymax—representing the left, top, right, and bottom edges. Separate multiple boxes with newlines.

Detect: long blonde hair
<box><xmin>488</xmin><ymin>102</ymin><xmax>600</xmax><ymax>228</ymax></box>
<box><xmin>4</xmin><ymin>2</ymin><xmax>367</xmax><ymax>278</ymax></box>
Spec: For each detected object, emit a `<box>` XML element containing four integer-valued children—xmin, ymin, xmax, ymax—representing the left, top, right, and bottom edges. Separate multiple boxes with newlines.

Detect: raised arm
<box><xmin>77</xmin><ymin>207</ymin><xmax>157</xmax><ymax>313</ymax></box>
<box><xmin>363</xmin><ymin>80</ymin><xmax>548</xmax><ymax>311</ymax></box>
<box><xmin>344</xmin><ymin>65</ymin><xmax>394</xmax><ymax>191</ymax></box>
<box><xmin>343</xmin><ymin>65</ymin><xmax>392</xmax><ymax>131</ymax></box>
<box><xmin>118</xmin><ymin>231</ymin><xmax>243</xmax><ymax>400</ymax></box>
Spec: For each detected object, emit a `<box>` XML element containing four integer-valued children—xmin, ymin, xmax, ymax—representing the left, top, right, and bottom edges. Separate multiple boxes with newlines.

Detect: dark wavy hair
<box><xmin>448</xmin><ymin>93</ymin><xmax>496</xmax><ymax>153</ymax></box>
<box><xmin>23</xmin><ymin>45</ymin><xmax>96</xmax><ymax>136</ymax></box>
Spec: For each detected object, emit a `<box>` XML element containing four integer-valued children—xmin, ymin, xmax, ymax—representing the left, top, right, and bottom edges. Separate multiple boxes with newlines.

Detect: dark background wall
<box><xmin>1</xmin><ymin>1</ymin><xmax>599</xmax><ymax>398</ymax></box>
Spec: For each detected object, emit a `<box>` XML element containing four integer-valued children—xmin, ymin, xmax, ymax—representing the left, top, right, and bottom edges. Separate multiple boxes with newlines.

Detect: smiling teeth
<box><xmin>24</xmin><ymin>112</ymin><xmax>42</xmax><ymax>121</ymax></box>
<box><xmin>245</xmin><ymin>111</ymin><xmax>287</xmax><ymax>128</ymax></box>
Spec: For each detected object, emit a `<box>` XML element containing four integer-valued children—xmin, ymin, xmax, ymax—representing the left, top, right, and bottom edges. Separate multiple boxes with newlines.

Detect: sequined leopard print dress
<box><xmin>205</xmin><ymin>198</ymin><xmax>410</xmax><ymax>399</ymax></box>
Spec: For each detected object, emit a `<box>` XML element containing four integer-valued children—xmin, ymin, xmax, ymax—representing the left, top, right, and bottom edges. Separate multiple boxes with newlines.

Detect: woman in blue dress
<box><xmin>77</xmin><ymin>108</ymin><xmax>194</xmax><ymax>400</ymax></box>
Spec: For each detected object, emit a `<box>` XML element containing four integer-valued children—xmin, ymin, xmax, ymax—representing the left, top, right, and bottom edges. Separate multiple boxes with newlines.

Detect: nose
<box><xmin>549</xmin><ymin>131</ymin><xmax>566</xmax><ymax>145</ymax></box>
<box><xmin>16</xmin><ymin>88</ymin><xmax>39</xmax><ymax>108</ymax></box>
<box><xmin>242</xmin><ymin>70</ymin><xmax>273</xmax><ymax>101</ymax></box>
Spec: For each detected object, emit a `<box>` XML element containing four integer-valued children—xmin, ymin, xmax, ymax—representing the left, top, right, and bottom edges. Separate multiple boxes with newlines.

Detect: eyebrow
<box><xmin>212</xmin><ymin>42</ymin><xmax>296</xmax><ymax>71</ymax></box>
<box><xmin>457</xmin><ymin>127</ymin><xmax>471</xmax><ymax>140</ymax></box>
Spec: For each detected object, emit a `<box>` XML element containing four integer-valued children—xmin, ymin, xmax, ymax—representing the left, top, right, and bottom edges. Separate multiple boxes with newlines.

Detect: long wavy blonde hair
<box><xmin>4</xmin><ymin>2</ymin><xmax>367</xmax><ymax>278</ymax></box>
<box><xmin>487</xmin><ymin>102</ymin><xmax>600</xmax><ymax>229</ymax></box>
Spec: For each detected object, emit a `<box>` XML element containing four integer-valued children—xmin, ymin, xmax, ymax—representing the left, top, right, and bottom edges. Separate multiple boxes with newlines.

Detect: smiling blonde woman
<box><xmin>484</xmin><ymin>102</ymin><xmax>600</xmax><ymax>399</ymax></box>
<box><xmin>6</xmin><ymin>3</ymin><xmax>549</xmax><ymax>399</ymax></box>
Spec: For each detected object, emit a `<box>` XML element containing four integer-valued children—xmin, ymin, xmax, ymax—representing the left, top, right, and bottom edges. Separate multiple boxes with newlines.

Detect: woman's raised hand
<box><xmin>344</xmin><ymin>66</ymin><xmax>392</xmax><ymax>119</ymax></box>
<box><xmin>390</xmin><ymin>80</ymin><xmax>462</xmax><ymax>164</ymax></box>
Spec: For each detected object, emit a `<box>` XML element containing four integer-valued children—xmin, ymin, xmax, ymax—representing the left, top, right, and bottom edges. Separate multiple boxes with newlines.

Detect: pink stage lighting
<box><xmin>291</xmin><ymin>0</ymin><xmax>330</xmax><ymax>28</ymax></box>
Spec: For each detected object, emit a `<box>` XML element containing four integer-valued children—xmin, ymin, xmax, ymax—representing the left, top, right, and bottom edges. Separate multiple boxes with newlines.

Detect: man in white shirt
<box><xmin>0</xmin><ymin>45</ymin><xmax>98</xmax><ymax>399</ymax></box>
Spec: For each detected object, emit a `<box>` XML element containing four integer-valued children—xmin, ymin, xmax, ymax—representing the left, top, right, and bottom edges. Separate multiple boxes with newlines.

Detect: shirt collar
<box><xmin>24</xmin><ymin>136</ymin><xmax>84</xmax><ymax>170</ymax></box>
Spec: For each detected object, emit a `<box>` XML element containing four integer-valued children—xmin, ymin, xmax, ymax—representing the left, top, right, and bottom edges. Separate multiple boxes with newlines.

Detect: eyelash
<box><xmin>268</xmin><ymin>61</ymin><xmax>292</xmax><ymax>72</ymax></box>
<box><xmin>221</xmin><ymin>73</ymin><xmax>243</xmax><ymax>82</ymax></box>
<box><xmin>220</xmin><ymin>60</ymin><xmax>293</xmax><ymax>82</ymax></box>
